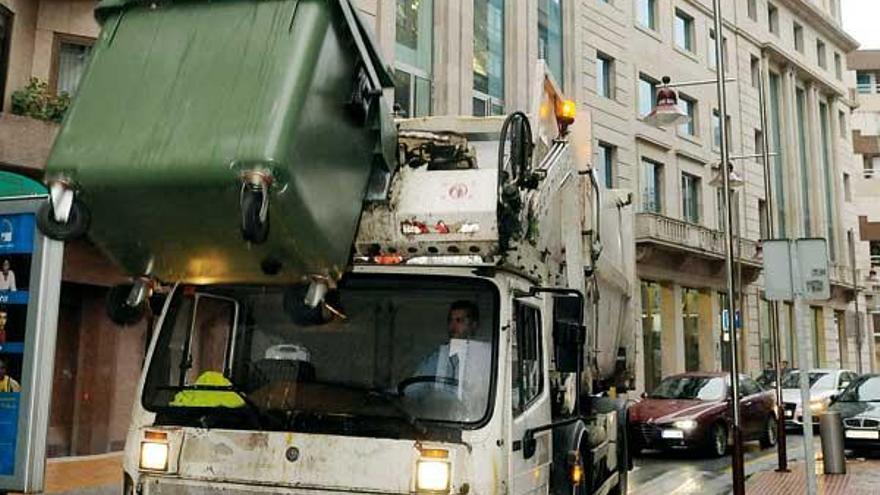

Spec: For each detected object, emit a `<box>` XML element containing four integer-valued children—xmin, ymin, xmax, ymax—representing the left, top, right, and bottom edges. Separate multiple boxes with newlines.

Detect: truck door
<box><xmin>509</xmin><ymin>298</ymin><xmax>552</xmax><ymax>494</ymax></box>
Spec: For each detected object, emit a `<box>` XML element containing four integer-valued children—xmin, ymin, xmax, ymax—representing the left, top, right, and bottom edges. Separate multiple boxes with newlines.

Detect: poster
<box><xmin>0</xmin><ymin>213</ymin><xmax>34</xmax><ymax>476</ymax></box>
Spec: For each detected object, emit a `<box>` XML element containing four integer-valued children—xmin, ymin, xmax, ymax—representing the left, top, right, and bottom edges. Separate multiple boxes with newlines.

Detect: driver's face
<box><xmin>448</xmin><ymin>309</ymin><xmax>476</xmax><ymax>339</ymax></box>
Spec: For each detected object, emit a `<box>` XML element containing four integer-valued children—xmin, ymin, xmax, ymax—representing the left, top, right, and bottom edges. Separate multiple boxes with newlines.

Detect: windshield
<box><xmin>142</xmin><ymin>275</ymin><xmax>498</xmax><ymax>438</ymax></box>
<box><xmin>649</xmin><ymin>376</ymin><xmax>725</xmax><ymax>401</ymax></box>
<box><xmin>837</xmin><ymin>376</ymin><xmax>880</xmax><ymax>402</ymax></box>
<box><xmin>781</xmin><ymin>371</ymin><xmax>832</xmax><ymax>390</ymax></box>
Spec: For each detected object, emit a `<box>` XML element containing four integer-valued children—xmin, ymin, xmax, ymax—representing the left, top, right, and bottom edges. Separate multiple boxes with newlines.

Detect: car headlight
<box><xmin>139</xmin><ymin>441</ymin><xmax>169</xmax><ymax>471</ymax></box>
<box><xmin>417</xmin><ymin>459</ymin><xmax>450</xmax><ymax>492</ymax></box>
<box><xmin>673</xmin><ymin>419</ymin><xmax>698</xmax><ymax>431</ymax></box>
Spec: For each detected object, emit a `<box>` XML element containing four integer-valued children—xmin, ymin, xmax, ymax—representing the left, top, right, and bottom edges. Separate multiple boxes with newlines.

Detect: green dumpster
<box><xmin>42</xmin><ymin>0</ymin><xmax>397</xmax><ymax>284</ymax></box>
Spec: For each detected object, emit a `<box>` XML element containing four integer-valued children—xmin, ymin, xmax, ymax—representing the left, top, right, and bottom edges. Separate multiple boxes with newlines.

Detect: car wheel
<box><xmin>760</xmin><ymin>417</ymin><xmax>778</xmax><ymax>449</ymax></box>
<box><xmin>707</xmin><ymin>423</ymin><xmax>728</xmax><ymax>457</ymax></box>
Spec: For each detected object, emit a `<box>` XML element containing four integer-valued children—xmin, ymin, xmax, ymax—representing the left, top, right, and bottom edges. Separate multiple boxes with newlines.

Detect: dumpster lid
<box><xmin>94</xmin><ymin>0</ymin><xmax>394</xmax><ymax>87</ymax></box>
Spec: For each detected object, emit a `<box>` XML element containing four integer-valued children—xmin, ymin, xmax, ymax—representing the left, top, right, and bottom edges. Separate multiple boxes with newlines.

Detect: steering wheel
<box><xmin>397</xmin><ymin>376</ymin><xmax>459</xmax><ymax>396</ymax></box>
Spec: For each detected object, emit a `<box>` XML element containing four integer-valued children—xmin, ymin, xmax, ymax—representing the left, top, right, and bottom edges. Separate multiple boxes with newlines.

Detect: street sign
<box><xmin>762</xmin><ymin>238</ymin><xmax>830</xmax><ymax>301</ymax></box>
<box><xmin>0</xmin><ymin>194</ymin><xmax>63</xmax><ymax>493</ymax></box>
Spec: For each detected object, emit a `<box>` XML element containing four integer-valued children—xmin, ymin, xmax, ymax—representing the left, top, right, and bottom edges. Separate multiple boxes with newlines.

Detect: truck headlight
<box><xmin>673</xmin><ymin>419</ymin><xmax>698</xmax><ymax>431</ymax></box>
<box><xmin>140</xmin><ymin>442</ymin><xmax>169</xmax><ymax>471</ymax></box>
<box><xmin>416</xmin><ymin>460</ymin><xmax>450</xmax><ymax>492</ymax></box>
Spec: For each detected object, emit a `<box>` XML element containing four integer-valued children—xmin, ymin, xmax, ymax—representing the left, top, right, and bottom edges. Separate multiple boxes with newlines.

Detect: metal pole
<box><xmin>711</xmin><ymin>2</ymin><xmax>744</xmax><ymax>493</ymax></box>
<box><xmin>758</xmin><ymin>63</ymin><xmax>788</xmax><ymax>472</ymax></box>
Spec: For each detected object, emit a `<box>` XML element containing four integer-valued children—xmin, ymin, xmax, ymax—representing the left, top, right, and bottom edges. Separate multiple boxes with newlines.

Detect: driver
<box><xmin>410</xmin><ymin>301</ymin><xmax>491</xmax><ymax>401</ymax></box>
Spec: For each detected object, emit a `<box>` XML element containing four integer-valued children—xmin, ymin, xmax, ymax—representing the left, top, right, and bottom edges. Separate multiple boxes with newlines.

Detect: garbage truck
<box><xmin>38</xmin><ymin>1</ymin><xmax>638</xmax><ymax>493</ymax></box>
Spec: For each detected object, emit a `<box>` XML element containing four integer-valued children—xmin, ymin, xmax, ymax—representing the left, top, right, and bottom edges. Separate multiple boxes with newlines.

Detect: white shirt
<box><xmin>0</xmin><ymin>271</ymin><xmax>15</xmax><ymax>291</ymax></box>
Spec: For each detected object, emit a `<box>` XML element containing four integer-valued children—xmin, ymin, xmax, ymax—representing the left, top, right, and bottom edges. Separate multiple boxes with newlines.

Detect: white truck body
<box><xmin>122</xmin><ymin>73</ymin><xmax>636</xmax><ymax>495</ymax></box>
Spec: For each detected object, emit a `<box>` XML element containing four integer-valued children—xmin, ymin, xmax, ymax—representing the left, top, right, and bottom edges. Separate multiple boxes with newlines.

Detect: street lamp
<box><xmin>709</xmin><ymin>163</ymin><xmax>745</xmax><ymax>189</ymax></box>
<box><xmin>643</xmin><ymin>2</ymin><xmax>746</xmax><ymax>492</ymax></box>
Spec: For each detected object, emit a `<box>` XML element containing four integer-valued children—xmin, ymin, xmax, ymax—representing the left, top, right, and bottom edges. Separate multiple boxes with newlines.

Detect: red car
<box><xmin>628</xmin><ymin>372</ymin><xmax>777</xmax><ymax>457</ymax></box>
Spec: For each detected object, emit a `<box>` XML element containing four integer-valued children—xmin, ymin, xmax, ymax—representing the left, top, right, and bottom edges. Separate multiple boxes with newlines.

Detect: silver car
<box><xmin>781</xmin><ymin>368</ymin><xmax>857</xmax><ymax>428</ymax></box>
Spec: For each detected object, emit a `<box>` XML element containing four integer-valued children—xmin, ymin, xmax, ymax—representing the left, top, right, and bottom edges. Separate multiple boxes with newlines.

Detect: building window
<box><xmin>683</xmin><ymin>288</ymin><xmax>701</xmax><ymax>372</ymax></box>
<box><xmin>52</xmin><ymin>35</ymin><xmax>95</xmax><ymax>97</ymax></box>
<box><xmin>637</xmin><ymin>0</ymin><xmax>656</xmax><ymax>31</ymax></box>
<box><xmin>511</xmin><ymin>302</ymin><xmax>543</xmax><ymax>415</ymax></box>
<box><xmin>681</xmin><ymin>172</ymin><xmax>701</xmax><ymax>224</ymax></box>
<box><xmin>820</xmin><ymin>102</ymin><xmax>835</xmax><ymax>260</ymax></box>
<box><xmin>716</xmin><ymin>188</ymin><xmax>738</xmax><ymax>232</ymax></box>
<box><xmin>642</xmin><ymin>158</ymin><xmax>663</xmax><ymax>213</ymax></box>
<box><xmin>768</xmin><ymin>73</ymin><xmax>787</xmax><ymax>236</ymax></box>
<box><xmin>395</xmin><ymin>0</ymin><xmax>434</xmax><ymax>118</ymax></box>
<box><xmin>674</xmin><ymin>10</ymin><xmax>694</xmax><ymax>52</ymax></box>
<box><xmin>677</xmin><ymin>94</ymin><xmax>696</xmax><ymax>137</ymax></box>
<box><xmin>839</xmin><ymin>110</ymin><xmax>847</xmax><ymax>138</ymax></box>
<box><xmin>857</xmin><ymin>72</ymin><xmax>874</xmax><ymax>94</ymax></box>
<box><xmin>817</xmin><ymin>40</ymin><xmax>827</xmax><ymax>69</ymax></box>
<box><xmin>0</xmin><ymin>6</ymin><xmax>11</xmax><ymax>112</ymax></box>
<box><xmin>473</xmin><ymin>0</ymin><xmax>504</xmax><ymax>116</ymax></box>
<box><xmin>538</xmin><ymin>0</ymin><xmax>563</xmax><ymax>86</ymax></box>
<box><xmin>844</xmin><ymin>173</ymin><xmax>852</xmax><ymax>202</ymax></box>
<box><xmin>759</xmin><ymin>199</ymin><xmax>769</xmax><ymax>239</ymax></box>
<box><xmin>712</xmin><ymin>110</ymin><xmax>729</xmax><ymax>149</ymax></box>
<box><xmin>641</xmin><ymin>281</ymin><xmax>663</xmax><ymax>392</ymax></box>
<box><xmin>811</xmin><ymin>306</ymin><xmax>824</xmax><ymax>367</ymax></box>
<box><xmin>750</xmin><ymin>55</ymin><xmax>761</xmax><ymax>88</ymax></box>
<box><xmin>796</xmin><ymin>88</ymin><xmax>811</xmax><ymax>237</ymax></box>
<box><xmin>754</xmin><ymin>128</ymin><xmax>764</xmax><ymax>156</ymax></box>
<box><xmin>638</xmin><ymin>74</ymin><xmax>657</xmax><ymax>118</ymax></box>
<box><xmin>597</xmin><ymin>142</ymin><xmax>616</xmax><ymax>188</ymax></box>
<box><xmin>708</xmin><ymin>30</ymin><xmax>728</xmax><ymax>70</ymax></box>
<box><xmin>834</xmin><ymin>53</ymin><xmax>842</xmax><ymax>80</ymax></box>
<box><xmin>793</xmin><ymin>23</ymin><xmax>804</xmax><ymax>53</ymax></box>
<box><xmin>871</xmin><ymin>241</ymin><xmax>880</xmax><ymax>267</ymax></box>
<box><xmin>747</xmin><ymin>0</ymin><xmax>758</xmax><ymax>21</ymax></box>
<box><xmin>596</xmin><ymin>52</ymin><xmax>614</xmax><ymax>98</ymax></box>
<box><xmin>768</xmin><ymin>3</ymin><xmax>779</xmax><ymax>35</ymax></box>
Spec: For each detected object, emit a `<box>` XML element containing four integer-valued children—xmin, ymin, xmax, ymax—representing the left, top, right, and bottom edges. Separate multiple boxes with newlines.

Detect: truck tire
<box><xmin>37</xmin><ymin>199</ymin><xmax>90</xmax><ymax>241</ymax></box>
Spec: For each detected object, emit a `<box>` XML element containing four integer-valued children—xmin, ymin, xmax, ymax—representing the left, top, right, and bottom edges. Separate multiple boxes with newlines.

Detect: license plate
<box><xmin>661</xmin><ymin>429</ymin><xmax>684</xmax><ymax>439</ymax></box>
<box><xmin>845</xmin><ymin>430</ymin><xmax>879</xmax><ymax>440</ymax></box>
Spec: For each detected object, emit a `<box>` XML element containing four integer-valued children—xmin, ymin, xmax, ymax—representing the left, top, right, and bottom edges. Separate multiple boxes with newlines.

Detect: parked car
<box><xmin>781</xmin><ymin>368</ymin><xmax>857</xmax><ymax>429</ymax></box>
<box><xmin>828</xmin><ymin>373</ymin><xmax>880</xmax><ymax>456</ymax></box>
<box><xmin>628</xmin><ymin>372</ymin><xmax>777</xmax><ymax>457</ymax></box>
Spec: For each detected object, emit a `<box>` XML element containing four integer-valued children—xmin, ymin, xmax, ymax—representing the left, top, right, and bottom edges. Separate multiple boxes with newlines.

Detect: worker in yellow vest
<box><xmin>0</xmin><ymin>358</ymin><xmax>20</xmax><ymax>393</ymax></box>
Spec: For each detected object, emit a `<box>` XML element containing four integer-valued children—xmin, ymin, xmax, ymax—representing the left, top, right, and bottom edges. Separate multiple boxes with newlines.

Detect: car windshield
<box><xmin>781</xmin><ymin>371</ymin><xmax>832</xmax><ymax>390</ymax></box>
<box><xmin>142</xmin><ymin>275</ymin><xmax>498</xmax><ymax>438</ymax></box>
<box><xmin>649</xmin><ymin>376</ymin><xmax>725</xmax><ymax>401</ymax></box>
<box><xmin>836</xmin><ymin>376</ymin><xmax>880</xmax><ymax>402</ymax></box>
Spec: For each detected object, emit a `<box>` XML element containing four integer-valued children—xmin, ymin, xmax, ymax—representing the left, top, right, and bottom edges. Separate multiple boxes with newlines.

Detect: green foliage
<box><xmin>10</xmin><ymin>78</ymin><xmax>71</xmax><ymax>123</ymax></box>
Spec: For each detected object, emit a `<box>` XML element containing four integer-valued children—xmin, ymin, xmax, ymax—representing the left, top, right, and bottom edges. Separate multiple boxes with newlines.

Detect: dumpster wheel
<box><xmin>241</xmin><ymin>184</ymin><xmax>269</xmax><ymax>244</ymax></box>
<box><xmin>36</xmin><ymin>199</ymin><xmax>90</xmax><ymax>241</ymax></box>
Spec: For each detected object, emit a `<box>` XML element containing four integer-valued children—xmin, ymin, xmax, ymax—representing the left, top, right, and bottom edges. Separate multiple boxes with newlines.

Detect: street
<box><xmin>629</xmin><ymin>434</ymin><xmax>815</xmax><ymax>495</ymax></box>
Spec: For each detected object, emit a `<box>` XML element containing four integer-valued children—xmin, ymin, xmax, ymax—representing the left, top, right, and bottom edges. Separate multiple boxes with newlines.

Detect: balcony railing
<box><xmin>635</xmin><ymin>212</ymin><xmax>759</xmax><ymax>264</ymax></box>
<box><xmin>0</xmin><ymin>113</ymin><xmax>59</xmax><ymax>170</ymax></box>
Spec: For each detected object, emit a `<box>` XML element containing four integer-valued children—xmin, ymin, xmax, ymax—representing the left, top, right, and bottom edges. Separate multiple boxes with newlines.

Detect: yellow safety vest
<box><xmin>170</xmin><ymin>371</ymin><xmax>245</xmax><ymax>408</ymax></box>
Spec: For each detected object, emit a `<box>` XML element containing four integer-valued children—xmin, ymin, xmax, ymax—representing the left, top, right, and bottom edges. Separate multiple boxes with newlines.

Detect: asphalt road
<box><xmin>628</xmin><ymin>433</ymin><xmax>818</xmax><ymax>495</ymax></box>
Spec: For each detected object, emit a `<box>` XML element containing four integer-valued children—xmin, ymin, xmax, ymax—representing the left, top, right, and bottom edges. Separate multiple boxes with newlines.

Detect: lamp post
<box><xmin>642</xmin><ymin>2</ymin><xmax>745</xmax><ymax>492</ymax></box>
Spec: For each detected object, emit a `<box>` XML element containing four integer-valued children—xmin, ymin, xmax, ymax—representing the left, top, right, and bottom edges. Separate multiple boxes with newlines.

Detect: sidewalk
<box><xmin>41</xmin><ymin>452</ymin><xmax>122</xmax><ymax>495</ymax></box>
<box><xmin>747</xmin><ymin>457</ymin><xmax>880</xmax><ymax>494</ymax></box>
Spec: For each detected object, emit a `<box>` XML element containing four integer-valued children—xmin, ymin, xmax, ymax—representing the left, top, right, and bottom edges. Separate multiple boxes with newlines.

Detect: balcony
<box><xmin>635</xmin><ymin>212</ymin><xmax>761</xmax><ymax>269</ymax></box>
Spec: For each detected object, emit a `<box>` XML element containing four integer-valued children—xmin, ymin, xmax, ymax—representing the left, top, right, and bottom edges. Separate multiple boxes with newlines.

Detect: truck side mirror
<box><xmin>553</xmin><ymin>295</ymin><xmax>585</xmax><ymax>373</ymax></box>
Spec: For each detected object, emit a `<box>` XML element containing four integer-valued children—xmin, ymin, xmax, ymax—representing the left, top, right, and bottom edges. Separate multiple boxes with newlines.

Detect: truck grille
<box><xmin>844</xmin><ymin>418</ymin><xmax>880</xmax><ymax>429</ymax></box>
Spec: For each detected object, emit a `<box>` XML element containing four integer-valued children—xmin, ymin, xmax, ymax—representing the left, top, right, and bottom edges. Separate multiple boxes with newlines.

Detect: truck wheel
<box><xmin>36</xmin><ymin>200</ymin><xmax>90</xmax><ymax>241</ymax></box>
<box><xmin>760</xmin><ymin>417</ymin><xmax>778</xmax><ymax>449</ymax></box>
<box><xmin>106</xmin><ymin>284</ymin><xmax>147</xmax><ymax>326</ymax></box>
<box><xmin>241</xmin><ymin>186</ymin><xmax>269</xmax><ymax>244</ymax></box>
